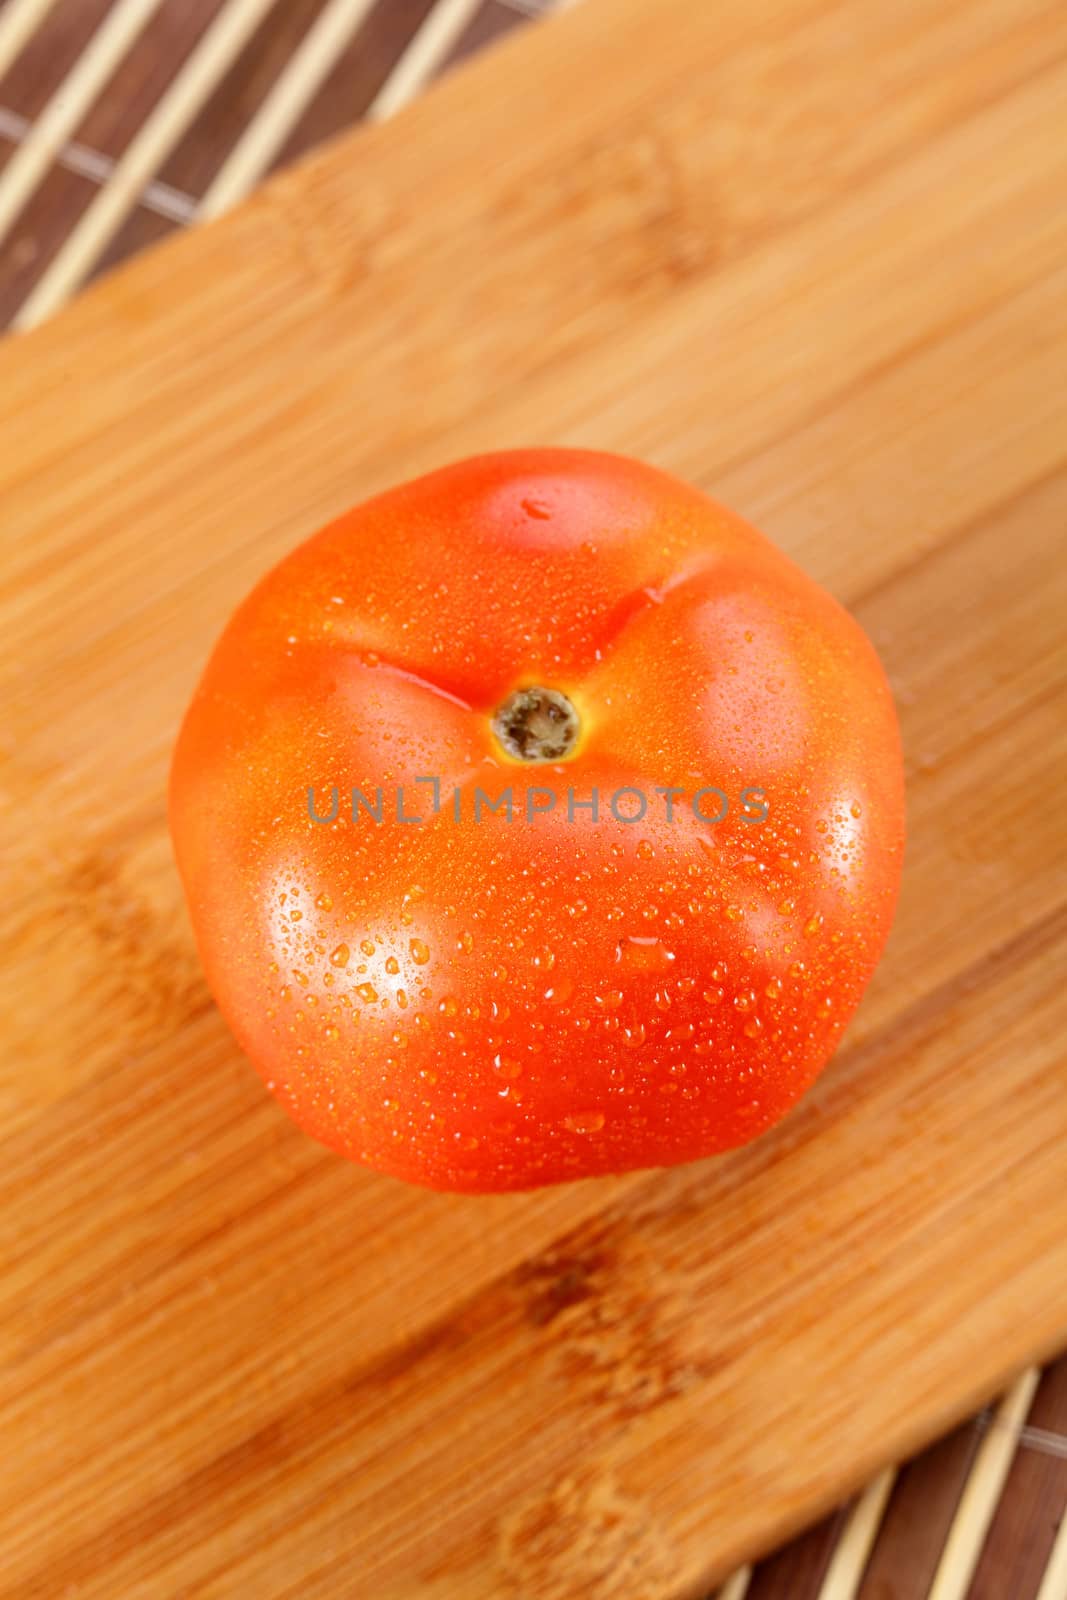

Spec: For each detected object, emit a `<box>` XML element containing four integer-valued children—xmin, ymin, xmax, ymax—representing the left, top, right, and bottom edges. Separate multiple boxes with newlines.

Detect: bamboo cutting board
<box><xmin>2</xmin><ymin>0</ymin><xmax>1067</xmax><ymax>1594</ymax></box>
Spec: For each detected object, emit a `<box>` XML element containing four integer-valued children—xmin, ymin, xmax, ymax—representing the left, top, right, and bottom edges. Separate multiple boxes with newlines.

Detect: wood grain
<box><xmin>1</xmin><ymin>0</ymin><xmax>1066</xmax><ymax>1594</ymax></box>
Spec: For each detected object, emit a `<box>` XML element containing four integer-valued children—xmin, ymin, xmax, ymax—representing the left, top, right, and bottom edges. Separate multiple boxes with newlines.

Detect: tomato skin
<box><xmin>170</xmin><ymin>450</ymin><xmax>904</xmax><ymax>1192</ymax></box>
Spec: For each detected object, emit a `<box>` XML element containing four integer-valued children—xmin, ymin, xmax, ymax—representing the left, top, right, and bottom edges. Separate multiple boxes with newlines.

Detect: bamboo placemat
<box><xmin>0</xmin><ymin>3</ymin><xmax>1064</xmax><ymax>1595</ymax></box>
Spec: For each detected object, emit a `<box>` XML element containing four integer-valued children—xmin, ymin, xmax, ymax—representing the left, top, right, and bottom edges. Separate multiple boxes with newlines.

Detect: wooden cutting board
<box><xmin>2</xmin><ymin>0</ymin><xmax>1066</xmax><ymax>1594</ymax></box>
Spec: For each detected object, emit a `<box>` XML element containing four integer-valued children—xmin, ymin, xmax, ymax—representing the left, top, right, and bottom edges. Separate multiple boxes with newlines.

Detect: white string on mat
<box><xmin>1036</xmin><ymin>1502</ymin><xmax>1067</xmax><ymax>1600</ymax></box>
<box><xmin>199</xmin><ymin>0</ymin><xmax>378</xmax><ymax>220</ymax></box>
<box><xmin>495</xmin><ymin>0</ymin><xmax>555</xmax><ymax>15</ymax></box>
<box><xmin>12</xmin><ymin>0</ymin><xmax>282</xmax><ymax>332</ymax></box>
<box><xmin>717</xmin><ymin>1566</ymin><xmax>752</xmax><ymax>1600</ymax></box>
<box><xmin>0</xmin><ymin>0</ymin><xmax>62</xmax><ymax>81</ymax></box>
<box><xmin>0</xmin><ymin>0</ymin><xmax>164</xmax><ymax>243</ymax></box>
<box><xmin>815</xmin><ymin>1466</ymin><xmax>897</xmax><ymax>1600</ymax></box>
<box><xmin>0</xmin><ymin>104</ymin><xmax>196</xmax><ymax>221</ymax></box>
<box><xmin>927</xmin><ymin>1368</ymin><xmax>1041</xmax><ymax>1600</ymax></box>
<box><xmin>366</xmin><ymin>0</ymin><xmax>483</xmax><ymax>122</ymax></box>
<box><xmin>1020</xmin><ymin>1425</ymin><xmax>1067</xmax><ymax>1462</ymax></box>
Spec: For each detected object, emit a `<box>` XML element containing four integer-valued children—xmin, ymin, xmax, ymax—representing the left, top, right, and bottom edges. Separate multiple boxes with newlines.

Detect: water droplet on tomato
<box><xmin>563</xmin><ymin>1111</ymin><xmax>605</xmax><ymax>1134</ymax></box>
<box><xmin>616</xmin><ymin>935</ymin><xmax>674</xmax><ymax>973</ymax></box>
<box><xmin>594</xmin><ymin>988</ymin><xmax>624</xmax><ymax>1010</ymax></box>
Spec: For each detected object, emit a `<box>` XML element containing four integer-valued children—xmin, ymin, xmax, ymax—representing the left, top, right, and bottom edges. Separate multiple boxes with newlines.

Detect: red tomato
<box><xmin>170</xmin><ymin>450</ymin><xmax>904</xmax><ymax>1191</ymax></box>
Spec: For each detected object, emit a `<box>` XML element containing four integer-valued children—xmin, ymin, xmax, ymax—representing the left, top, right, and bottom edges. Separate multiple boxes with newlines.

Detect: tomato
<box><xmin>170</xmin><ymin>450</ymin><xmax>904</xmax><ymax>1192</ymax></box>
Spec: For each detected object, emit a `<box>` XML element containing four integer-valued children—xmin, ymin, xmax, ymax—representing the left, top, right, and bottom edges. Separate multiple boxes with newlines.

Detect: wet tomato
<box><xmin>170</xmin><ymin>450</ymin><xmax>904</xmax><ymax>1191</ymax></box>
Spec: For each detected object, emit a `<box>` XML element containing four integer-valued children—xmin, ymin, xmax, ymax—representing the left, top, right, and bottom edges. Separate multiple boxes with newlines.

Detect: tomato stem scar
<box><xmin>493</xmin><ymin>687</ymin><xmax>579</xmax><ymax>762</ymax></box>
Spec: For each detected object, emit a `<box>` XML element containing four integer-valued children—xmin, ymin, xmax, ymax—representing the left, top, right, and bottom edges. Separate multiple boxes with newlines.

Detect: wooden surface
<box><xmin>2</xmin><ymin>0</ymin><xmax>1067</xmax><ymax>1595</ymax></box>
